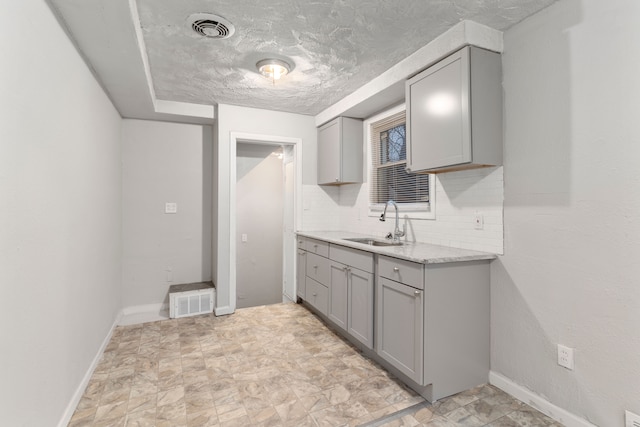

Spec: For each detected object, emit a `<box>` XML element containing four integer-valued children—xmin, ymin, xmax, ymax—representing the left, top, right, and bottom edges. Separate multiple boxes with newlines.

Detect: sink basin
<box><xmin>343</xmin><ymin>237</ymin><xmax>403</xmax><ymax>247</ymax></box>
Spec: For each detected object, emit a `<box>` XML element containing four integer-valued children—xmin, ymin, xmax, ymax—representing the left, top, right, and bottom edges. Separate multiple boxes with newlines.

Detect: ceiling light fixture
<box><xmin>256</xmin><ymin>59</ymin><xmax>291</xmax><ymax>83</ymax></box>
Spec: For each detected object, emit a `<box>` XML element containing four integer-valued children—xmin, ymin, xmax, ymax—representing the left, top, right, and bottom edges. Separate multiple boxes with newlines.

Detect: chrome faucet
<box><xmin>379</xmin><ymin>200</ymin><xmax>406</xmax><ymax>242</ymax></box>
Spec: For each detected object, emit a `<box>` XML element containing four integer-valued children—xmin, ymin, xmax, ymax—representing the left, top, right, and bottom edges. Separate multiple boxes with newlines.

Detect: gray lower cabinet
<box><xmin>347</xmin><ymin>266</ymin><xmax>374</xmax><ymax>349</ymax></box>
<box><xmin>377</xmin><ymin>254</ymin><xmax>490</xmax><ymax>401</ymax></box>
<box><xmin>329</xmin><ymin>260</ymin><xmax>374</xmax><ymax>348</ymax></box>
<box><xmin>296</xmin><ymin>249</ymin><xmax>306</xmax><ymax>299</ymax></box>
<box><xmin>306</xmin><ymin>252</ymin><xmax>331</xmax><ymax>286</ymax></box>
<box><xmin>328</xmin><ymin>245</ymin><xmax>375</xmax><ymax>349</ymax></box>
<box><xmin>296</xmin><ymin>234</ymin><xmax>490</xmax><ymax>402</ymax></box>
<box><xmin>376</xmin><ymin>276</ymin><xmax>424</xmax><ymax>384</ymax></box>
<box><xmin>305</xmin><ymin>277</ymin><xmax>328</xmax><ymax>316</ymax></box>
<box><xmin>328</xmin><ymin>261</ymin><xmax>348</xmax><ymax>330</ymax></box>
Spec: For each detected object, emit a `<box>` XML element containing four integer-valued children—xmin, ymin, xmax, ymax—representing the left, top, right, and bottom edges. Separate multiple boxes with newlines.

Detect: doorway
<box><xmin>230</xmin><ymin>133</ymin><xmax>301</xmax><ymax>311</ymax></box>
<box><xmin>236</xmin><ymin>144</ymin><xmax>284</xmax><ymax>308</ymax></box>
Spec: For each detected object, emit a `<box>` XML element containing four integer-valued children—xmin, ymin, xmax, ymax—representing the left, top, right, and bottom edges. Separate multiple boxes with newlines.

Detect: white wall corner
<box><xmin>489</xmin><ymin>371</ymin><xmax>598</xmax><ymax>427</ymax></box>
<box><xmin>57</xmin><ymin>314</ymin><xmax>121</xmax><ymax>427</ymax></box>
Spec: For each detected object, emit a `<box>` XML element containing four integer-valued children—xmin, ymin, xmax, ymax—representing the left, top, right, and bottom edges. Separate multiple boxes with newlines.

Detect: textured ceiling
<box><xmin>137</xmin><ymin>0</ymin><xmax>557</xmax><ymax>116</ymax></box>
<box><xmin>50</xmin><ymin>0</ymin><xmax>558</xmax><ymax>119</ymax></box>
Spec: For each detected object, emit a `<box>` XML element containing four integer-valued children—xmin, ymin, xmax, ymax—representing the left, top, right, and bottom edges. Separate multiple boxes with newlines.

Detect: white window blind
<box><xmin>370</xmin><ymin>110</ymin><xmax>430</xmax><ymax>208</ymax></box>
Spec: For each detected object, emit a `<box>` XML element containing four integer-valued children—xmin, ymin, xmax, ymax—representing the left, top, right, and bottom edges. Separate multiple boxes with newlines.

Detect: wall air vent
<box><xmin>188</xmin><ymin>13</ymin><xmax>235</xmax><ymax>39</ymax></box>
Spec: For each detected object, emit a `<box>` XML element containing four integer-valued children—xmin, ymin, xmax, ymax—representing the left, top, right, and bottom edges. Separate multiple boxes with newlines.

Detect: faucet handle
<box><xmin>379</xmin><ymin>213</ymin><xmax>385</xmax><ymax>222</ymax></box>
<box><xmin>385</xmin><ymin>232</ymin><xmax>393</xmax><ymax>240</ymax></box>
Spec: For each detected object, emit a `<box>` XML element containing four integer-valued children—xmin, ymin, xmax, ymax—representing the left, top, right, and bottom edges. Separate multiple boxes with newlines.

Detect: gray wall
<box><xmin>0</xmin><ymin>0</ymin><xmax>122</xmax><ymax>424</ymax></box>
<box><xmin>121</xmin><ymin>119</ymin><xmax>213</xmax><ymax>307</ymax></box>
<box><xmin>492</xmin><ymin>0</ymin><xmax>640</xmax><ymax>424</ymax></box>
<box><xmin>236</xmin><ymin>144</ymin><xmax>284</xmax><ymax>308</ymax></box>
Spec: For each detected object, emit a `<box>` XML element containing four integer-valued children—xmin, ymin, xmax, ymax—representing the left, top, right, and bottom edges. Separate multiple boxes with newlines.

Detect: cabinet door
<box><xmin>296</xmin><ymin>250</ymin><xmax>306</xmax><ymax>299</ymax></box>
<box><xmin>317</xmin><ymin>119</ymin><xmax>341</xmax><ymax>184</ymax></box>
<box><xmin>407</xmin><ymin>47</ymin><xmax>471</xmax><ymax>172</ymax></box>
<box><xmin>376</xmin><ymin>277</ymin><xmax>424</xmax><ymax>384</ymax></box>
<box><xmin>328</xmin><ymin>261</ymin><xmax>348</xmax><ymax>331</ymax></box>
<box><xmin>348</xmin><ymin>267</ymin><xmax>374</xmax><ymax>349</ymax></box>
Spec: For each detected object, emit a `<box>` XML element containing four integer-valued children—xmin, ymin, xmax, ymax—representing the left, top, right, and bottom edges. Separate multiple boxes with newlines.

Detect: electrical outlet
<box><xmin>166</xmin><ymin>266</ymin><xmax>173</xmax><ymax>282</ymax></box>
<box><xmin>474</xmin><ymin>212</ymin><xmax>484</xmax><ymax>230</ymax></box>
<box><xmin>626</xmin><ymin>410</ymin><xmax>640</xmax><ymax>427</ymax></box>
<box><xmin>557</xmin><ymin>344</ymin><xmax>574</xmax><ymax>370</ymax></box>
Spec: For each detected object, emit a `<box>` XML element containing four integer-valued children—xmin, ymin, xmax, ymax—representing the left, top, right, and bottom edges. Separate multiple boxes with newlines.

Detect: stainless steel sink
<box><xmin>343</xmin><ymin>237</ymin><xmax>403</xmax><ymax>247</ymax></box>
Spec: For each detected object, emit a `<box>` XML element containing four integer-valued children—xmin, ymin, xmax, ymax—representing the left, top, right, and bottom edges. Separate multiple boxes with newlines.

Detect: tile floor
<box><xmin>69</xmin><ymin>303</ymin><xmax>562</xmax><ymax>427</ymax></box>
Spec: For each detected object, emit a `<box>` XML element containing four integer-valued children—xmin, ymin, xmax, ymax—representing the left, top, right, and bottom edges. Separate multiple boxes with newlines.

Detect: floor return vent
<box><xmin>169</xmin><ymin>282</ymin><xmax>215</xmax><ymax>318</ymax></box>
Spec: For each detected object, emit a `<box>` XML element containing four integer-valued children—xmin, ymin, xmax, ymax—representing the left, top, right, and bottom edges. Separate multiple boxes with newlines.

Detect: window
<box><xmin>369</xmin><ymin>108</ymin><xmax>432</xmax><ymax>216</ymax></box>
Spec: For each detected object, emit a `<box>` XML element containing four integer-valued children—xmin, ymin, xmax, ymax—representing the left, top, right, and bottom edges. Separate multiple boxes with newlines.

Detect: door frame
<box><xmin>228</xmin><ymin>132</ymin><xmax>302</xmax><ymax>313</ymax></box>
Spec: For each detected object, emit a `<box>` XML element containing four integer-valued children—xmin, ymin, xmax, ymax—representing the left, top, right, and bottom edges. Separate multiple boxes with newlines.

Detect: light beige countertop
<box><xmin>297</xmin><ymin>231</ymin><xmax>497</xmax><ymax>264</ymax></box>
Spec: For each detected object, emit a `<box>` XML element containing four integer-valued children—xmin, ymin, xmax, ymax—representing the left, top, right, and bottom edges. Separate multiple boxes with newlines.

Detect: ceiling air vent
<box><xmin>188</xmin><ymin>13</ymin><xmax>235</xmax><ymax>39</ymax></box>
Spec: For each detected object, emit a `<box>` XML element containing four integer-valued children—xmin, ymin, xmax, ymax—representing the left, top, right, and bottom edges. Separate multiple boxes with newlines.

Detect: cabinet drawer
<box><xmin>329</xmin><ymin>244</ymin><xmax>374</xmax><ymax>273</ymax></box>
<box><xmin>378</xmin><ymin>255</ymin><xmax>424</xmax><ymax>290</ymax></box>
<box><xmin>305</xmin><ymin>277</ymin><xmax>328</xmax><ymax>316</ymax></box>
<box><xmin>297</xmin><ymin>237</ymin><xmax>308</xmax><ymax>249</ymax></box>
<box><xmin>306</xmin><ymin>252</ymin><xmax>331</xmax><ymax>286</ymax></box>
<box><xmin>306</xmin><ymin>238</ymin><xmax>330</xmax><ymax>257</ymax></box>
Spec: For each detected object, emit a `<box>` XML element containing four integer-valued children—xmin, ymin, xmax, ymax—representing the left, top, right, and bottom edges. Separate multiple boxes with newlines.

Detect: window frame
<box><xmin>365</xmin><ymin>103</ymin><xmax>435</xmax><ymax>220</ymax></box>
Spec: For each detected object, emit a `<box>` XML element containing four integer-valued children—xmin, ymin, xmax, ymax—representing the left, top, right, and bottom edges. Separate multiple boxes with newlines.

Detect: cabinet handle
<box><xmin>414</xmin><ymin>290</ymin><xmax>421</xmax><ymax>296</ymax></box>
<box><xmin>313</xmin><ymin>265</ymin><xmax>318</xmax><ymax>269</ymax></box>
<box><xmin>312</xmin><ymin>293</ymin><xmax>317</xmax><ymax>296</ymax></box>
<box><xmin>314</xmin><ymin>244</ymin><xmax>318</xmax><ymax>249</ymax></box>
<box><xmin>393</xmin><ymin>267</ymin><xmax>400</xmax><ymax>272</ymax></box>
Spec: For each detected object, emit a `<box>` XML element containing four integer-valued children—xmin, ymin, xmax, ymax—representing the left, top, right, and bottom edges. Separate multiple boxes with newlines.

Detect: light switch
<box><xmin>165</xmin><ymin>202</ymin><xmax>177</xmax><ymax>214</ymax></box>
<box><xmin>241</xmin><ymin>234</ymin><xmax>248</xmax><ymax>243</ymax></box>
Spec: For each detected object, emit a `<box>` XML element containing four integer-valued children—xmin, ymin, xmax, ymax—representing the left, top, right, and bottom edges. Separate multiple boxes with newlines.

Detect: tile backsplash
<box><xmin>302</xmin><ymin>167</ymin><xmax>504</xmax><ymax>254</ymax></box>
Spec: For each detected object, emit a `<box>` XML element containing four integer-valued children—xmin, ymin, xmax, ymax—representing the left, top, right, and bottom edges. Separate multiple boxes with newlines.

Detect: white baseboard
<box><xmin>489</xmin><ymin>371</ymin><xmax>597</xmax><ymax>427</ymax></box>
<box><xmin>57</xmin><ymin>313</ymin><xmax>120</xmax><ymax>427</ymax></box>
<box><xmin>119</xmin><ymin>303</ymin><xmax>169</xmax><ymax>326</ymax></box>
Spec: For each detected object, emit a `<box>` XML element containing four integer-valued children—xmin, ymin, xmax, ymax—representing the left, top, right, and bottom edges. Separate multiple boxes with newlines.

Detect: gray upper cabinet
<box><xmin>317</xmin><ymin>117</ymin><xmax>363</xmax><ymax>185</ymax></box>
<box><xmin>406</xmin><ymin>46</ymin><xmax>502</xmax><ymax>174</ymax></box>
